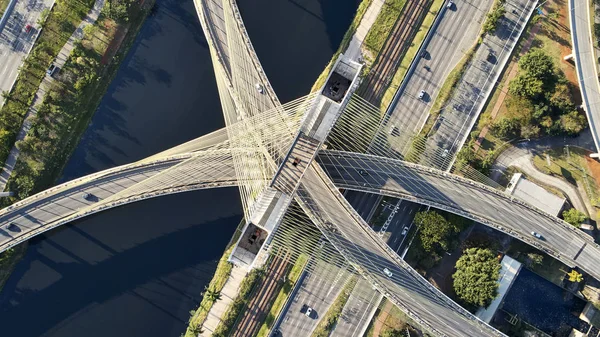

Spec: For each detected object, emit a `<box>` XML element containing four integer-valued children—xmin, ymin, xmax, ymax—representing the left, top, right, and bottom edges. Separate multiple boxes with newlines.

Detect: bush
<box><xmin>482</xmin><ymin>1</ymin><xmax>506</xmax><ymax>34</ymax></box>
<box><xmin>562</xmin><ymin>208</ymin><xmax>587</xmax><ymax>227</ymax></box>
<box><xmin>489</xmin><ymin>117</ymin><xmax>520</xmax><ymax>139</ymax></box>
<box><xmin>560</xmin><ymin>111</ymin><xmax>588</xmax><ymax>135</ymax></box>
<box><xmin>453</xmin><ymin>248</ymin><xmax>501</xmax><ymax>307</ymax></box>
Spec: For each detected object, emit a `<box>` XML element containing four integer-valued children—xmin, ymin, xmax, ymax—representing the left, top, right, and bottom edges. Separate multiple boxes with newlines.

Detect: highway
<box><xmin>383</xmin><ymin>0</ymin><xmax>494</xmax><ymax>152</ymax></box>
<box><xmin>276</xmin><ymin>260</ymin><xmax>350</xmax><ymax>337</ymax></box>
<box><xmin>426</xmin><ymin>0</ymin><xmax>537</xmax><ymax>168</ymax></box>
<box><xmin>297</xmin><ymin>162</ymin><xmax>503</xmax><ymax>337</ymax></box>
<box><xmin>0</xmin><ymin>150</ymin><xmax>240</xmax><ymax>253</ymax></box>
<box><xmin>330</xmin><ymin>278</ymin><xmax>382</xmax><ymax>337</ymax></box>
<box><xmin>318</xmin><ymin>150</ymin><xmax>600</xmax><ymax>282</ymax></box>
<box><xmin>343</xmin><ymin>190</ymin><xmax>381</xmax><ymax>222</ymax></box>
<box><xmin>570</xmin><ymin>0</ymin><xmax>600</xmax><ymax>152</ymax></box>
<box><xmin>0</xmin><ymin>0</ymin><xmax>54</xmax><ymax>107</ymax></box>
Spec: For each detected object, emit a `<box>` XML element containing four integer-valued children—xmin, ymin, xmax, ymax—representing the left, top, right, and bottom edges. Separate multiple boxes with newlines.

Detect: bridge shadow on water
<box><xmin>0</xmin><ymin>189</ymin><xmax>242</xmax><ymax>337</ymax></box>
<box><xmin>236</xmin><ymin>0</ymin><xmax>361</xmax><ymax>102</ymax></box>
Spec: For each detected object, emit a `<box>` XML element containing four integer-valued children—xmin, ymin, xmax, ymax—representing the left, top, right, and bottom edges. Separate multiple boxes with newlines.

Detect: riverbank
<box><xmin>0</xmin><ymin>0</ymin><xmax>155</xmax><ymax>293</ymax></box>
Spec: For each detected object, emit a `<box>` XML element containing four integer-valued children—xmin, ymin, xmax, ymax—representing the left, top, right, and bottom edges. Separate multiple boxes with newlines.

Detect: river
<box><xmin>0</xmin><ymin>0</ymin><xmax>360</xmax><ymax>336</ymax></box>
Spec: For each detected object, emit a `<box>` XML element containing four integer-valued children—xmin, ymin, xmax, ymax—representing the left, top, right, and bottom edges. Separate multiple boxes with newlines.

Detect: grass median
<box><xmin>379</xmin><ymin>0</ymin><xmax>445</xmax><ymax>111</ymax></box>
<box><xmin>310</xmin><ymin>276</ymin><xmax>357</xmax><ymax>337</ymax></box>
<box><xmin>363</xmin><ymin>0</ymin><xmax>408</xmax><ymax>58</ymax></box>
<box><xmin>255</xmin><ymin>254</ymin><xmax>309</xmax><ymax>337</ymax></box>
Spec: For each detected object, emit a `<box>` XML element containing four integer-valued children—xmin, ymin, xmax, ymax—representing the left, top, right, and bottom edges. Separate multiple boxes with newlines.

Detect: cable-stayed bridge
<box><xmin>0</xmin><ymin>1</ymin><xmax>598</xmax><ymax>336</ymax></box>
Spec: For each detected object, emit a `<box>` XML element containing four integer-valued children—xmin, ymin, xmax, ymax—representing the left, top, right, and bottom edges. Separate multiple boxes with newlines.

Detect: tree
<box><xmin>527</xmin><ymin>253</ymin><xmax>543</xmax><ymax>266</ymax></box>
<box><xmin>562</xmin><ymin>208</ymin><xmax>587</xmax><ymax>227</ymax></box>
<box><xmin>549</xmin><ymin>83</ymin><xmax>575</xmax><ymax>113</ymax></box>
<box><xmin>482</xmin><ymin>2</ymin><xmax>506</xmax><ymax>34</ymax></box>
<box><xmin>382</xmin><ymin>328</ymin><xmax>407</xmax><ymax>337</ymax></box>
<box><xmin>560</xmin><ymin>111</ymin><xmax>588</xmax><ymax>135</ymax></box>
<box><xmin>453</xmin><ymin>248</ymin><xmax>501</xmax><ymax>307</ymax></box>
<box><xmin>489</xmin><ymin>117</ymin><xmax>520</xmax><ymax>139</ymax></box>
<box><xmin>414</xmin><ymin>211</ymin><xmax>462</xmax><ymax>253</ymax></box>
<box><xmin>518</xmin><ymin>48</ymin><xmax>555</xmax><ymax>81</ymax></box>
<box><xmin>509</xmin><ymin>72</ymin><xmax>544</xmax><ymax>98</ymax></box>
<box><xmin>520</xmin><ymin>124</ymin><xmax>540</xmax><ymax>139</ymax></box>
<box><xmin>567</xmin><ymin>269</ymin><xmax>583</xmax><ymax>283</ymax></box>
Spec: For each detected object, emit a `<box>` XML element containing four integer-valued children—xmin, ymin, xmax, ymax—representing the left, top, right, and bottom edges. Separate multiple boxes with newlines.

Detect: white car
<box><xmin>418</xmin><ymin>90</ymin><xmax>425</xmax><ymax>99</ymax></box>
<box><xmin>383</xmin><ymin>268</ymin><xmax>393</xmax><ymax>278</ymax></box>
<box><xmin>447</xmin><ymin>0</ymin><xmax>454</xmax><ymax>9</ymax></box>
<box><xmin>531</xmin><ymin>231</ymin><xmax>542</xmax><ymax>239</ymax></box>
<box><xmin>305</xmin><ymin>307</ymin><xmax>313</xmax><ymax>317</ymax></box>
<box><xmin>441</xmin><ymin>149</ymin><xmax>449</xmax><ymax>158</ymax></box>
<box><xmin>255</xmin><ymin>83</ymin><xmax>264</xmax><ymax>94</ymax></box>
<box><xmin>82</xmin><ymin>192</ymin><xmax>90</xmax><ymax>200</ymax></box>
<box><xmin>401</xmin><ymin>226</ymin><xmax>409</xmax><ymax>235</ymax></box>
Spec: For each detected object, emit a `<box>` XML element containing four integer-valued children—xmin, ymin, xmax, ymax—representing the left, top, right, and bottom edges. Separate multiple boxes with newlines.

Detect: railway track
<box><xmin>359</xmin><ymin>0</ymin><xmax>431</xmax><ymax>105</ymax></box>
<box><xmin>230</xmin><ymin>252</ymin><xmax>291</xmax><ymax>337</ymax></box>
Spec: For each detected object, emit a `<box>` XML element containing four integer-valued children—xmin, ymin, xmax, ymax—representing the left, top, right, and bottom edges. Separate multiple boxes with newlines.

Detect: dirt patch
<box><xmin>585</xmin><ymin>156</ymin><xmax>600</xmax><ymax>190</ymax></box>
<box><xmin>101</xmin><ymin>25</ymin><xmax>128</xmax><ymax>65</ymax></box>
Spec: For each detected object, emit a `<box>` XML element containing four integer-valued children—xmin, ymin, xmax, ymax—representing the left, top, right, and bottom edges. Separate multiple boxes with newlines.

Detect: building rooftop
<box><xmin>506</xmin><ymin>173</ymin><xmax>566</xmax><ymax>217</ymax></box>
<box><xmin>476</xmin><ymin>255</ymin><xmax>521</xmax><ymax>323</ymax></box>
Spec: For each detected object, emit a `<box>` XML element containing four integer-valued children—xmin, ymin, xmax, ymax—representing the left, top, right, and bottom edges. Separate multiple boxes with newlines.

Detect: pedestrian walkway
<box><xmin>0</xmin><ymin>0</ymin><xmax>105</xmax><ymax>191</ymax></box>
<box><xmin>345</xmin><ymin>0</ymin><xmax>385</xmax><ymax>62</ymax></box>
<box><xmin>200</xmin><ymin>266</ymin><xmax>247</xmax><ymax>336</ymax></box>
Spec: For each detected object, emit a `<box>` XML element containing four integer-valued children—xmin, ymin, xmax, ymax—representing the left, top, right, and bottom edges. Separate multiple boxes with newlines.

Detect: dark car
<box><xmin>358</xmin><ymin>169</ymin><xmax>369</xmax><ymax>177</ymax></box>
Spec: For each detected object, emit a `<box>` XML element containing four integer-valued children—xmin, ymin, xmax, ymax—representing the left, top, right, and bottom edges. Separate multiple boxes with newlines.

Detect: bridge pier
<box><xmin>563</xmin><ymin>53</ymin><xmax>574</xmax><ymax>61</ymax></box>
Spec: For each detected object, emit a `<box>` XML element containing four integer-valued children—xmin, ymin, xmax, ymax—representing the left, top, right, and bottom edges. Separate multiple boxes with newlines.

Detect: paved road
<box><xmin>0</xmin><ymin>150</ymin><xmax>238</xmax><ymax>253</ymax></box>
<box><xmin>382</xmin><ymin>201</ymin><xmax>426</xmax><ymax>254</ymax></box>
<box><xmin>570</xmin><ymin>0</ymin><xmax>600</xmax><ymax>153</ymax></box>
<box><xmin>330</xmin><ymin>278</ymin><xmax>382</xmax><ymax>337</ymax></box>
<box><xmin>0</xmin><ymin>0</ymin><xmax>54</xmax><ymax>108</ymax></box>
<box><xmin>382</xmin><ymin>0</ymin><xmax>494</xmax><ymax>152</ymax></box>
<box><xmin>298</xmin><ymin>162</ymin><xmax>503</xmax><ymax>337</ymax></box>
<box><xmin>425</xmin><ymin>0</ymin><xmax>537</xmax><ymax>169</ymax></box>
<box><xmin>344</xmin><ymin>190</ymin><xmax>381</xmax><ymax>222</ymax></box>
<box><xmin>318</xmin><ymin>150</ymin><xmax>600</xmax><ymax>282</ymax></box>
<box><xmin>276</xmin><ymin>260</ymin><xmax>350</xmax><ymax>337</ymax></box>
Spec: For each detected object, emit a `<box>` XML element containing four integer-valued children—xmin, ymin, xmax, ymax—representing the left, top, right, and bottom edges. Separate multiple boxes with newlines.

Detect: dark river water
<box><xmin>0</xmin><ymin>0</ymin><xmax>359</xmax><ymax>336</ymax></box>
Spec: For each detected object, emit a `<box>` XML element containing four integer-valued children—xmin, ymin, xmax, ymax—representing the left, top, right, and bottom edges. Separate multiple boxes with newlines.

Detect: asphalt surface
<box><xmin>381</xmin><ymin>201</ymin><xmax>426</xmax><ymax>254</ymax></box>
<box><xmin>570</xmin><ymin>0</ymin><xmax>600</xmax><ymax>152</ymax></box>
<box><xmin>343</xmin><ymin>190</ymin><xmax>381</xmax><ymax>222</ymax></box>
<box><xmin>330</xmin><ymin>278</ymin><xmax>382</xmax><ymax>337</ymax></box>
<box><xmin>0</xmin><ymin>0</ymin><xmax>54</xmax><ymax>108</ymax></box>
<box><xmin>0</xmin><ymin>151</ymin><xmax>238</xmax><ymax>253</ymax></box>
<box><xmin>276</xmin><ymin>260</ymin><xmax>350</xmax><ymax>337</ymax></box>
<box><xmin>197</xmin><ymin>0</ymin><xmax>280</xmax><ymax>122</ymax></box>
<box><xmin>426</xmin><ymin>0</ymin><xmax>537</xmax><ymax>168</ymax></box>
<box><xmin>318</xmin><ymin>150</ymin><xmax>600</xmax><ymax>282</ymax></box>
<box><xmin>383</xmin><ymin>0</ymin><xmax>494</xmax><ymax>153</ymax></box>
<box><xmin>298</xmin><ymin>162</ymin><xmax>502</xmax><ymax>337</ymax></box>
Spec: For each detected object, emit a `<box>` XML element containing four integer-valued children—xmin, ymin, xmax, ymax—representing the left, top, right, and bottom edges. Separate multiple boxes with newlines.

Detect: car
<box><xmin>441</xmin><ymin>149</ymin><xmax>449</xmax><ymax>158</ymax></box>
<box><xmin>531</xmin><ymin>231</ymin><xmax>542</xmax><ymax>239</ymax></box>
<box><xmin>401</xmin><ymin>226</ymin><xmax>409</xmax><ymax>235</ymax></box>
<box><xmin>6</xmin><ymin>223</ymin><xmax>19</xmax><ymax>232</ymax></box>
<box><xmin>25</xmin><ymin>24</ymin><xmax>32</xmax><ymax>33</ymax></box>
<box><xmin>255</xmin><ymin>83</ymin><xmax>264</xmax><ymax>94</ymax></box>
<box><xmin>418</xmin><ymin>90</ymin><xmax>425</xmax><ymax>100</ymax></box>
<box><xmin>82</xmin><ymin>192</ymin><xmax>91</xmax><ymax>200</ymax></box>
<box><xmin>388</xmin><ymin>125</ymin><xmax>397</xmax><ymax>135</ymax></box>
<box><xmin>46</xmin><ymin>64</ymin><xmax>58</xmax><ymax>77</ymax></box>
<box><xmin>358</xmin><ymin>169</ymin><xmax>368</xmax><ymax>177</ymax></box>
<box><xmin>446</xmin><ymin>0</ymin><xmax>454</xmax><ymax>9</ymax></box>
<box><xmin>305</xmin><ymin>307</ymin><xmax>313</xmax><ymax>317</ymax></box>
<box><xmin>383</xmin><ymin>268</ymin><xmax>393</xmax><ymax>278</ymax></box>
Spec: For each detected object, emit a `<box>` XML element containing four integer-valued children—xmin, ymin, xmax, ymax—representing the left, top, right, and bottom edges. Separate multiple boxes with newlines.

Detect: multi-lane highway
<box><xmin>330</xmin><ymin>278</ymin><xmax>382</xmax><ymax>337</ymax></box>
<box><xmin>383</xmin><ymin>0</ymin><xmax>494</xmax><ymax>151</ymax></box>
<box><xmin>570</xmin><ymin>0</ymin><xmax>600</xmax><ymax>152</ymax></box>
<box><xmin>276</xmin><ymin>260</ymin><xmax>350</xmax><ymax>337</ymax></box>
<box><xmin>0</xmin><ymin>0</ymin><xmax>54</xmax><ymax>107</ymax></box>
<box><xmin>318</xmin><ymin>150</ymin><xmax>600</xmax><ymax>282</ymax></box>
<box><xmin>426</xmin><ymin>0</ymin><xmax>537</xmax><ymax>167</ymax></box>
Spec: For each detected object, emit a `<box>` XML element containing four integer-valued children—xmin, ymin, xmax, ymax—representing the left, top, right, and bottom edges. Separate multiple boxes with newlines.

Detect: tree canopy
<box><xmin>562</xmin><ymin>208</ymin><xmax>587</xmax><ymax>227</ymax></box>
<box><xmin>414</xmin><ymin>211</ymin><xmax>463</xmax><ymax>253</ymax></box>
<box><xmin>453</xmin><ymin>248</ymin><xmax>501</xmax><ymax>307</ymax></box>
